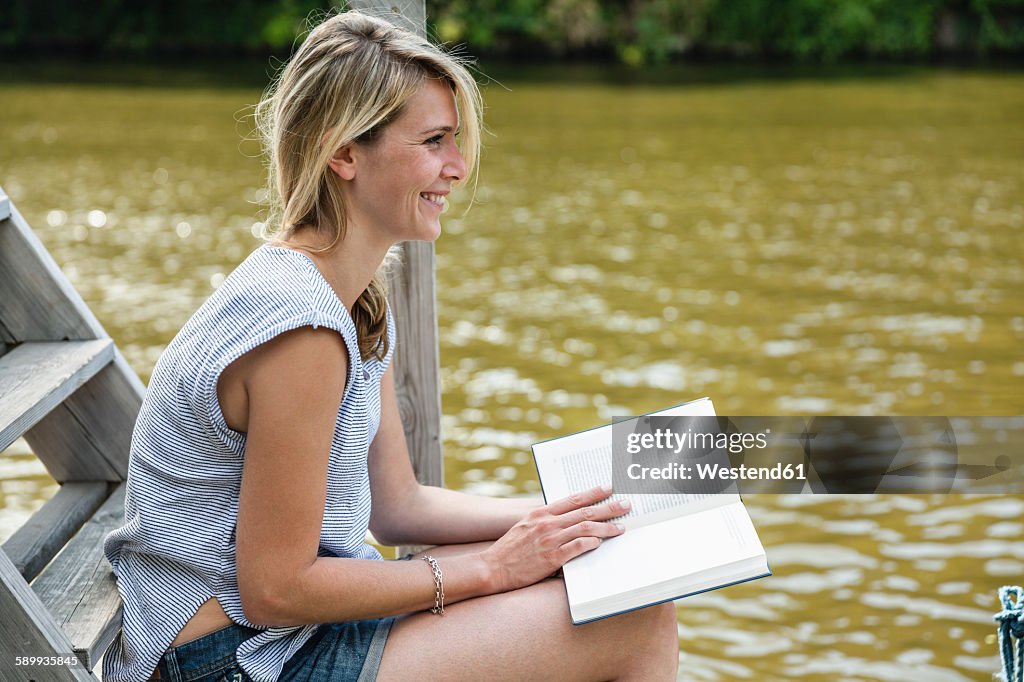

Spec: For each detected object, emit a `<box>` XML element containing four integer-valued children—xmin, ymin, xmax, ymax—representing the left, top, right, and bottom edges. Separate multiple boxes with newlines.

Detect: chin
<box><xmin>418</xmin><ymin>222</ymin><xmax>443</xmax><ymax>242</ymax></box>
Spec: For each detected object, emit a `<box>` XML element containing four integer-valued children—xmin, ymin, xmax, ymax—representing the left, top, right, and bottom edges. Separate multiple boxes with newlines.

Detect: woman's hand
<box><xmin>479</xmin><ymin>485</ymin><xmax>630</xmax><ymax>593</ymax></box>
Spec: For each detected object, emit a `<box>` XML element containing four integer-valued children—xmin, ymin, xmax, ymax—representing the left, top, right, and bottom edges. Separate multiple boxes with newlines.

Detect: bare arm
<box><xmin>234</xmin><ymin>326</ymin><xmax>626</xmax><ymax>627</ymax></box>
<box><xmin>367</xmin><ymin>365</ymin><xmax>540</xmax><ymax>547</ymax></box>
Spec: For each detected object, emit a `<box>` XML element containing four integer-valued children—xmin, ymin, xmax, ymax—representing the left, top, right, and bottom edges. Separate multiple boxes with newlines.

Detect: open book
<box><xmin>531</xmin><ymin>397</ymin><xmax>771</xmax><ymax>624</ymax></box>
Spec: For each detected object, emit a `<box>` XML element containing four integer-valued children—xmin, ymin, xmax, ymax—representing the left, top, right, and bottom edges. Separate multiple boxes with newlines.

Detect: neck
<box><xmin>274</xmin><ymin>226</ymin><xmax>392</xmax><ymax>313</ymax></box>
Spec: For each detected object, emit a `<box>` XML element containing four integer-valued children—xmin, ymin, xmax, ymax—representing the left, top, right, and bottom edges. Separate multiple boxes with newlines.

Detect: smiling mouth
<box><xmin>420</xmin><ymin>193</ymin><xmax>446</xmax><ymax>209</ymax></box>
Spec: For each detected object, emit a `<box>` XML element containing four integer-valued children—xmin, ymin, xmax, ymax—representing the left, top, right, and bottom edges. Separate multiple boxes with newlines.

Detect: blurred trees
<box><xmin>426</xmin><ymin>0</ymin><xmax>1024</xmax><ymax>63</ymax></box>
<box><xmin>1</xmin><ymin>0</ymin><xmax>1022</xmax><ymax>63</ymax></box>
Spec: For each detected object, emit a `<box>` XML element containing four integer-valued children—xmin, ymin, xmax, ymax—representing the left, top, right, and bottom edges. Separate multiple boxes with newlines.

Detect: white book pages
<box><xmin>562</xmin><ymin>501</ymin><xmax>766</xmax><ymax>608</ymax></box>
<box><xmin>532</xmin><ymin>397</ymin><xmax>735</xmax><ymax>530</ymax></box>
<box><xmin>532</xmin><ymin>397</ymin><xmax>771</xmax><ymax>623</ymax></box>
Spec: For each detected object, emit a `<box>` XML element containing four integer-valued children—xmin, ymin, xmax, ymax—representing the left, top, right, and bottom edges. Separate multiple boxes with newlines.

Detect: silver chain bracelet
<box><xmin>421</xmin><ymin>555</ymin><xmax>445</xmax><ymax>615</ymax></box>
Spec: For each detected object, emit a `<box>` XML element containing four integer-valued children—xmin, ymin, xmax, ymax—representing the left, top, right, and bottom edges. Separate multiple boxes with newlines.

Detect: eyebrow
<box><xmin>418</xmin><ymin>126</ymin><xmax>457</xmax><ymax>135</ymax></box>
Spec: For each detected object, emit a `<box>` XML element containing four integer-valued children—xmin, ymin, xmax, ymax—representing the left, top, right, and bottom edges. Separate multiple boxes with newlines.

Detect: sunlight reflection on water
<box><xmin>1</xmin><ymin>65</ymin><xmax>1021</xmax><ymax>680</ymax></box>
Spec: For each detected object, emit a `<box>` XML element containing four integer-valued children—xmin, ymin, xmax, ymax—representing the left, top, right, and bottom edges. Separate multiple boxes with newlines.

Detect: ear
<box><xmin>327</xmin><ymin>143</ymin><xmax>357</xmax><ymax>181</ymax></box>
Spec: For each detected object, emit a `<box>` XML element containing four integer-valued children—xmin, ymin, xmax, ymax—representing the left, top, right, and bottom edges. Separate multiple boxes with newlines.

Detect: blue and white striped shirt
<box><xmin>103</xmin><ymin>244</ymin><xmax>393</xmax><ymax>682</ymax></box>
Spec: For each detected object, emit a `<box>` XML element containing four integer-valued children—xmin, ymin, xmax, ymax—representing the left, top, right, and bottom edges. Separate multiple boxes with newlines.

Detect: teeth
<box><xmin>422</xmin><ymin>193</ymin><xmax>443</xmax><ymax>204</ymax></box>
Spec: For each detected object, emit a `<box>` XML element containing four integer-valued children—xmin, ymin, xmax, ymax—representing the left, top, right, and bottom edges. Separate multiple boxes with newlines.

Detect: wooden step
<box><xmin>0</xmin><ymin>340</ymin><xmax>114</xmax><ymax>452</ymax></box>
<box><xmin>32</xmin><ymin>483</ymin><xmax>126</xmax><ymax>670</ymax></box>
<box><xmin>0</xmin><ymin>197</ymin><xmax>144</xmax><ymax>481</ymax></box>
<box><xmin>0</xmin><ymin>551</ymin><xmax>97</xmax><ymax>681</ymax></box>
<box><xmin>0</xmin><ymin>192</ymin><xmax>113</xmax><ymax>343</ymax></box>
<box><xmin>2</xmin><ymin>482</ymin><xmax>109</xmax><ymax>581</ymax></box>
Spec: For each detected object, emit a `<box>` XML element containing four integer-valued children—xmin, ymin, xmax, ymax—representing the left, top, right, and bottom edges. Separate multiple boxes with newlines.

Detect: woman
<box><xmin>103</xmin><ymin>10</ymin><xmax>678</xmax><ymax>682</ymax></box>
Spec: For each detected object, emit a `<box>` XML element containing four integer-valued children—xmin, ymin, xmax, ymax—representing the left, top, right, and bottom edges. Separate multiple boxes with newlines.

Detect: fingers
<box><xmin>554</xmin><ymin>518</ymin><xmax>624</xmax><ymax>549</ymax></box>
<box><xmin>546</xmin><ymin>484</ymin><xmax>614</xmax><ymax>516</ymax></box>
<box><xmin>547</xmin><ymin>491</ymin><xmax>629</xmax><ymax>554</ymax></box>
<box><xmin>554</xmin><ymin>497</ymin><xmax>631</xmax><ymax>529</ymax></box>
<box><xmin>486</xmin><ymin>486</ymin><xmax>628</xmax><ymax>590</ymax></box>
<box><xmin>558</xmin><ymin>536</ymin><xmax>603</xmax><ymax>563</ymax></box>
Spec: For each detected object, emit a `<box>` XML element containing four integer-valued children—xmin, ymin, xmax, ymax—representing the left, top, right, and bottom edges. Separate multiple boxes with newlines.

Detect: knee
<box><xmin>645</xmin><ymin>601</ymin><xmax>679</xmax><ymax>645</ymax></box>
<box><xmin>611</xmin><ymin>602</ymin><xmax>679</xmax><ymax>679</ymax></box>
<box><xmin>614</xmin><ymin>601</ymin><xmax>678</xmax><ymax>649</ymax></box>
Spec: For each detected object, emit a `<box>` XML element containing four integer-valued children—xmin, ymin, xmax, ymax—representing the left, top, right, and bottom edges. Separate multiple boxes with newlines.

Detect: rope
<box><xmin>995</xmin><ymin>585</ymin><xmax>1024</xmax><ymax>682</ymax></box>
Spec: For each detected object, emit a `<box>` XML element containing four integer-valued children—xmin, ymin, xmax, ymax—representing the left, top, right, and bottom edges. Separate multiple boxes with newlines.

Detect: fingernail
<box><xmin>614</xmin><ymin>523</ymin><xmax>625</xmax><ymax>532</ymax></box>
<box><xmin>601</xmin><ymin>484</ymin><xmax>613</xmax><ymax>494</ymax></box>
<box><xmin>620</xmin><ymin>499</ymin><xmax>632</xmax><ymax>510</ymax></box>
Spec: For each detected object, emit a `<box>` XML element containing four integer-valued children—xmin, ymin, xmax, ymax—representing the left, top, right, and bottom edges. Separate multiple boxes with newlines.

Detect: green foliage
<box><xmin>426</xmin><ymin>0</ymin><xmax>1024</xmax><ymax>63</ymax></box>
<box><xmin>702</xmin><ymin>0</ymin><xmax>957</xmax><ymax>60</ymax></box>
<box><xmin>0</xmin><ymin>0</ymin><xmax>331</xmax><ymax>53</ymax></box>
<box><xmin>0</xmin><ymin>0</ymin><xmax>1022</xmax><ymax>63</ymax></box>
<box><xmin>427</xmin><ymin>0</ymin><xmax>550</xmax><ymax>49</ymax></box>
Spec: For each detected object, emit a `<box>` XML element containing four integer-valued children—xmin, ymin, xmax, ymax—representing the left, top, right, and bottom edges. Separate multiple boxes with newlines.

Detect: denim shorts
<box><xmin>152</xmin><ymin>617</ymin><xmax>394</xmax><ymax>682</ymax></box>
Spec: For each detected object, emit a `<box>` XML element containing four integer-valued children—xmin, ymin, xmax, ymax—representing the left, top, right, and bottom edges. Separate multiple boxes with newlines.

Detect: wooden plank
<box><xmin>0</xmin><ymin>340</ymin><xmax>114</xmax><ymax>452</ymax></box>
<box><xmin>0</xmin><ymin>199</ymin><xmax>105</xmax><ymax>342</ymax></box>
<box><xmin>3</xmin><ymin>482</ymin><xmax>109</xmax><ymax>582</ymax></box>
<box><xmin>0</xmin><ymin>317</ymin><xmax>16</xmax><ymax>347</ymax></box>
<box><xmin>0</xmin><ymin>550</ymin><xmax>97</xmax><ymax>680</ymax></box>
<box><xmin>33</xmin><ymin>484</ymin><xmax>125</xmax><ymax>670</ymax></box>
<box><xmin>26</xmin><ymin>352</ymin><xmax>140</xmax><ymax>482</ymax></box>
<box><xmin>0</xmin><ymin>192</ymin><xmax>145</xmax><ymax>480</ymax></box>
<box><xmin>389</xmin><ymin>242</ymin><xmax>445</xmax><ymax>487</ymax></box>
<box><xmin>349</xmin><ymin>1</ymin><xmax>443</xmax><ymax>489</ymax></box>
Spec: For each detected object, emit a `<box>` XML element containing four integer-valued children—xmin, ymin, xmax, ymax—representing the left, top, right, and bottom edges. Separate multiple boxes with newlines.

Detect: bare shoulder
<box><xmin>246</xmin><ymin>326</ymin><xmax>350</xmax><ymax>415</ymax></box>
<box><xmin>220</xmin><ymin>325</ymin><xmax>350</xmax><ymax>433</ymax></box>
<box><xmin>246</xmin><ymin>325</ymin><xmax>350</xmax><ymax>384</ymax></box>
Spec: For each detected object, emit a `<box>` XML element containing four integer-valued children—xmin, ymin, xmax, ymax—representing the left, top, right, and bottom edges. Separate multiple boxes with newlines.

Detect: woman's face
<box><xmin>342</xmin><ymin>78</ymin><xmax>467</xmax><ymax>245</ymax></box>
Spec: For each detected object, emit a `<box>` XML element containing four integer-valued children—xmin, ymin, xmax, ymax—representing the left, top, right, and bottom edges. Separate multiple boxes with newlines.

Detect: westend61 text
<box><xmin>626</xmin><ymin>462</ymin><xmax>807</xmax><ymax>481</ymax></box>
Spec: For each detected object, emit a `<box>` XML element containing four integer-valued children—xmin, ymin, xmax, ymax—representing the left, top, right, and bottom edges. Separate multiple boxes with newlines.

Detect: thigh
<box><xmin>376</xmin><ymin>577</ymin><xmax>641</xmax><ymax>682</ymax></box>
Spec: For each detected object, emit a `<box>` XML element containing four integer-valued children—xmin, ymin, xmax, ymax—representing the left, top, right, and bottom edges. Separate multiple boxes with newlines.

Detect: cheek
<box><xmin>403</xmin><ymin>153</ymin><xmax>440</xmax><ymax>185</ymax></box>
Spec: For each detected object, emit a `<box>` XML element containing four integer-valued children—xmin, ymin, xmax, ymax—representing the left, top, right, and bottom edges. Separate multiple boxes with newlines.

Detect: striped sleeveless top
<box><xmin>102</xmin><ymin>244</ymin><xmax>393</xmax><ymax>682</ymax></box>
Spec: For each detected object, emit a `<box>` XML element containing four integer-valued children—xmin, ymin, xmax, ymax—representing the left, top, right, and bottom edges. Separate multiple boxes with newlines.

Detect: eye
<box><xmin>424</xmin><ymin>134</ymin><xmax>444</xmax><ymax>146</ymax></box>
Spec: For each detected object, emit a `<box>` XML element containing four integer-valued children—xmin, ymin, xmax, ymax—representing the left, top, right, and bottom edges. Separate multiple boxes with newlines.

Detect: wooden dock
<box><xmin>0</xmin><ymin>5</ymin><xmax>444</xmax><ymax>676</ymax></box>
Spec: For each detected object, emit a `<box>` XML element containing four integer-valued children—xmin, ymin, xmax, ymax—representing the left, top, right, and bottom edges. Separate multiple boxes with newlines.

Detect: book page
<box><xmin>562</xmin><ymin>500</ymin><xmax>767</xmax><ymax>606</ymax></box>
<box><xmin>555</xmin><ymin>441</ymin><xmax>736</xmax><ymax>529</ymax></box>
<box><xmin>533</xmin><ymin>398</ymin><xmax>738</xmax><ymax>530</ymax></box>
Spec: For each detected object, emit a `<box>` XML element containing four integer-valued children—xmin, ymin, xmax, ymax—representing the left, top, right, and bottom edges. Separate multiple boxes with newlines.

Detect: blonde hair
<box><xmin>255</xmin><ymin>10</ymin><xmax>483</xmax><ymax>360</ymax></box>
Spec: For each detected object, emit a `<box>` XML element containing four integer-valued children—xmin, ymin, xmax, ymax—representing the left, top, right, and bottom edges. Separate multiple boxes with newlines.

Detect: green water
<box><xmin>1</xmin><ymin>63</ymin><xmax>1022</xmax><ymax>679</ymax></box>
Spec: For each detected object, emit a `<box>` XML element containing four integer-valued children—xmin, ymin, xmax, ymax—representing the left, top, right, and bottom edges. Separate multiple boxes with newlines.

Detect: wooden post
<box><xmin>348</xmin><ymin>0</ymin><xmax>444</xmax><ymax>490</ymax></box>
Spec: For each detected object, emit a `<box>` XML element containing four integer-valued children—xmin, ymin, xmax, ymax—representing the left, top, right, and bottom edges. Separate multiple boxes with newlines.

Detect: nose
<box><xmin>442</xmin><ymin>138</ymin><xmax>467</xmax><ymax>183</ymax></box>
